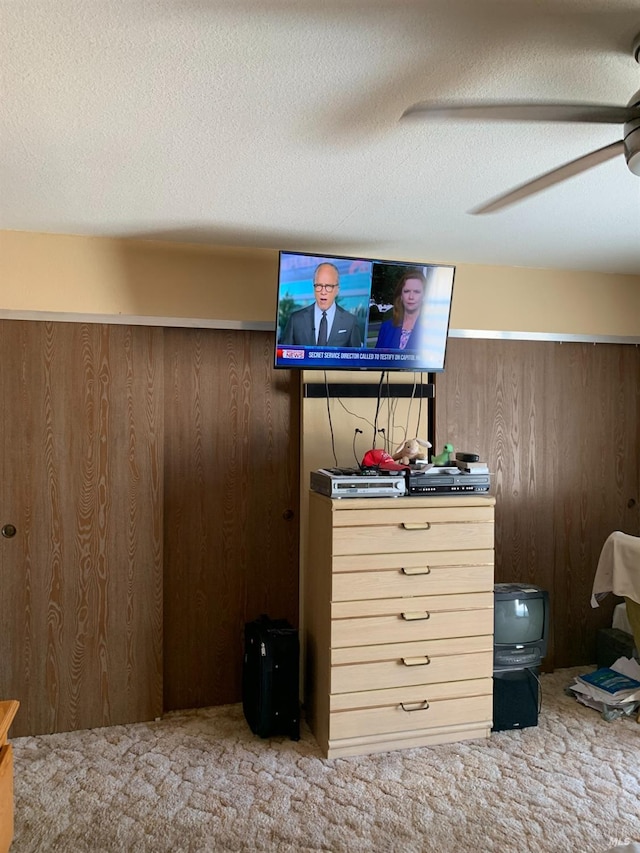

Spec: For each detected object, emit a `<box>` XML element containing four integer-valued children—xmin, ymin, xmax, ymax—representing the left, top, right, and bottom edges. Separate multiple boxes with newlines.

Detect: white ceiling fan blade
<box><xmin>401</xmin><ymin>102</ymin><xmax>640</xmax><ymax>124</ymax></box>
<box><xmin>471</xmin><ymin>140</ymin><xmax>625</xmax><ymax>214</ymax></box>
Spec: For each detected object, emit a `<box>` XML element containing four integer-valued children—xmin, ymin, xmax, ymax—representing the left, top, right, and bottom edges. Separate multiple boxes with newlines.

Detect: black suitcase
<box><xmin>242</xmin><ymin>615</ymin><xmax>300</xmax><ymax>741</ymax></box>
<box><xmin>596</xmin><ymin>627</ymin><xmax>637</xmax><ymax>669</ymax></box>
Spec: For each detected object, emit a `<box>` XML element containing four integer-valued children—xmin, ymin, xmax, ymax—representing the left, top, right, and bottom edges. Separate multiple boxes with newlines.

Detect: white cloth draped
<box><xmin>591</xmin><ymin>531</ymin><xmax>640</xmax><ymax>608</ymax></box>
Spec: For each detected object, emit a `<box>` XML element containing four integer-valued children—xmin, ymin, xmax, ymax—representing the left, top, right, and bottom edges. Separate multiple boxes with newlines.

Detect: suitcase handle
<box><xmin>401</xmin><ymin>611</ymin><xmax>430</xmax><ymax>621</ymax></box>
<box><xmin>402</xmin><ymin>656</ymin><xmax>431</xmax><ymax>667</ymax></box>
<box><xmin>401</xmin><ymin>566</ymin><xmax>431</xmax><ymax>576</ymax></box>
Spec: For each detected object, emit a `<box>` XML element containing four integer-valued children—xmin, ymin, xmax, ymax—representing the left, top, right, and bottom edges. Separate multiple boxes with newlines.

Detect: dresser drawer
<box><xmin>333</xmin><ymin>590</ymin><xmax>493</xmax><ymax>619</ymax></box>
<box><xmin>333</xmin><ymin>519</ymin><xmax>494</xmax><ymax>556</ymax></box>
<box><xmin>329</xmin><ymin>679</ymin><xmax>492</xmax><ymax>740</ymax></box>
<box><xmin>331</xmin><ymin>595</ymin><xmax>493</xmax><ymax>647</ymax></box>
<box><xmin>332</xmin><ymin>633</ymin><xmax>492</xmax><ymax>666</ymax></box>
<box><xmin>333</xmin><ymin>548</ymin><xmax>494</xmax><ymax>574</ymax></box>
<box><xmin>331</xmin><ymin>648</ymin><xmax>493</xmax><ymax>693</ymax></box>
<box><xmin>332</xmin><ymin>505</ymin><xmax>495</xmax><ymax>528</ymax></box>
<box><xmin>333</xmin><ymin>562</ymin><xmax>493</xmax><ymax>601</ymax></box>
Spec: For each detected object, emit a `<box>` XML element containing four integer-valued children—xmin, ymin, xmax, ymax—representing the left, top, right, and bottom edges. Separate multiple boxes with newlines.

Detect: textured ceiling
<box><xmin>2</xmin><ymin>0</ymin><xmax>640</xmax><ymax>274</ymax></box>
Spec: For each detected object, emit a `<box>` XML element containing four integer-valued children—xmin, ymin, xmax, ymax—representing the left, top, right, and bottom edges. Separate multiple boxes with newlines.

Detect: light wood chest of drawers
<box><xmin>303</xmin><ymin>492</ymin><xmax>495</xmax><ymax>758</ymax></box>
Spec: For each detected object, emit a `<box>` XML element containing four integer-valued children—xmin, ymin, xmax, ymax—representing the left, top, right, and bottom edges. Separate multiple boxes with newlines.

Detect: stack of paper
<box><xmin>569</xmin><ymin>657</ymin><xmax>640</xmax><ymax>715</ymax></box>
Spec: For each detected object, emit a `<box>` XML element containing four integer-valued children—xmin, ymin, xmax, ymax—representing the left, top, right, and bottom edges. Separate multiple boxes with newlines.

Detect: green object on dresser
<box><xmin>431</xmin><ymin>443</ymin><xmax>454</xmax><ymax>466</ymax></box>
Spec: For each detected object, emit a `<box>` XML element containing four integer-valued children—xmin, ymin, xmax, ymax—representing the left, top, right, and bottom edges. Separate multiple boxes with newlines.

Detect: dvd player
<box><xmin>310</xmin><ymin>467</ymin><xmax>406</xmax><ymax>499</ymax></box>
<box><xmin>406</xmin><ymin>468</ymin><xmax>490</xmax><ymax>495</ymax></box>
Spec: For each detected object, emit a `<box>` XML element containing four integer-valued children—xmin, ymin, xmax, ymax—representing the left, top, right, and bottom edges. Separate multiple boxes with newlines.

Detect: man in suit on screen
<box><xmin>279</xmin><ymin>262</ymin><xmax>362</xmax><ymax>347</ymax></box>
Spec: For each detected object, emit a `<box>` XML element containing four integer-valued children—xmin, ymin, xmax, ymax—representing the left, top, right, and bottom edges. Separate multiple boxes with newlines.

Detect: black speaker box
<box><xmin>492</xmin><ymin>668</ymin><xmax>539</xmax><ymax>732</ymax></box>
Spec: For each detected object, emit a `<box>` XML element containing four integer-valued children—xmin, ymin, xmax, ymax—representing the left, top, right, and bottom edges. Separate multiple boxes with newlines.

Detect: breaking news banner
<box><xmin>276</xmin><ymin>347</ymin><xmax>421</xmax><ymax>368</ymax></box>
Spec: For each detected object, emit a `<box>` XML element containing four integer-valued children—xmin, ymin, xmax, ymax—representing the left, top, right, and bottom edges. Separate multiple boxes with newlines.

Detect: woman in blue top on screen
<box><xmin>375</xmin><ymin>269</ymin><xmax>427</xmax><ymax>350</ymax></box>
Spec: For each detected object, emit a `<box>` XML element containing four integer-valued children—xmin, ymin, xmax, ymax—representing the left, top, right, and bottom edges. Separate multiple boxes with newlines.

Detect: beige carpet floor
<box><xmin>10</xmin><ymin>667</ymin><xmax>640</xmax><ymax>853</ymax></box>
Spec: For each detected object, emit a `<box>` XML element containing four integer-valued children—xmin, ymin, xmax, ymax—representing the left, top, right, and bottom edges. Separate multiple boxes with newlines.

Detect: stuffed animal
<box><xmin>431</xmin><ymin>443</ymin><xmax>454</xmax><ymax>466</ymax></box>
<box><xmin>392</xmin><ymin>438</ymin><xmax>431</xmax><ymax>466</ymax></box>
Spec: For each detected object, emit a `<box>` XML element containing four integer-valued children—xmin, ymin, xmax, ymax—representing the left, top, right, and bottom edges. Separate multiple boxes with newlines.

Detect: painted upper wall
<box><xmin>2</xmin><ymin>231</ymin><xmax>640</xmax><ymax>338</ymax></box>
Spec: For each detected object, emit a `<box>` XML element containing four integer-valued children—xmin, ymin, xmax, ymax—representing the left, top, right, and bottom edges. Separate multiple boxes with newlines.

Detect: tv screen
<box><xmin>494</xmin><ymin>597</ymin><xmax>545</xmax><ymax>645</ymax></box>
<box><xmin>274</xmin><ymin>251</ymin><xmax>455</xmax><ymax>371</ymax></box>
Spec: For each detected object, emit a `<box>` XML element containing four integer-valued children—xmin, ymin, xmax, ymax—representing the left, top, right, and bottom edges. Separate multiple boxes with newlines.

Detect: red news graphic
<box><xmin>277</xmin><ymin>348</ymin><xmax>306</xmax><ymax>360</ymax></box>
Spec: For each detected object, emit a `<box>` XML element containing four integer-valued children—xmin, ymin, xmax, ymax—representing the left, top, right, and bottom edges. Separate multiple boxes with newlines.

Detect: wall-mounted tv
<box><xmin>274</xmin><ymin>251</ymin><xmax>455</xmax><ymax>371</ymax></box>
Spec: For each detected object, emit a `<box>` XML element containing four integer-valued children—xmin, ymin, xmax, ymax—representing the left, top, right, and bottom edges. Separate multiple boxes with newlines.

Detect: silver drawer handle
<box><xmin>401</xmin><ymin>522</ymin><xmax>431</xmax><ymax>530</ymax></box>
<box><xmin>401</xmin><ymin>566</ymin><xmax>431</xmax><ymax>576</ymax></box>
<box><xmin>402</xmin><ymin>656</ymin><xmax>431</xmax><ymax>667</ymax></box>
<box><xmin>400</xmin><ymin>700</ymin><xmax>430</xmax><ymax>712</ymax></box>
<box><xmin>401</xmin><ymin>611</ymin><xmax>430</xmax><ymax>621</ymax></box>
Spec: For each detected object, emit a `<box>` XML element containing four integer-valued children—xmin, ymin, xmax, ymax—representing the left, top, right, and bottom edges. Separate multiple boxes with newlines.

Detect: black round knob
<box><xmin>282</xmin><ymin>509</ymin><xmax>294</xmax><ymax>521</ymax></box>
<box><xmin>1</xmin><ymin>524</ymin><xmax>17</xmax><ymax>538</ymax></box>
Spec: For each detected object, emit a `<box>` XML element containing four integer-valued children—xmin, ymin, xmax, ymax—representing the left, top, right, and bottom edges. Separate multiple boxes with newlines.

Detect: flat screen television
<box><xmin>274</xmin><ymin>251</ymin><xmax>455</xmax><ymax>371</ymax></box>
<box><xmin>493</xmin><ymin>583</ymin><xmax>550</xmax><ymax>670</ymax></box>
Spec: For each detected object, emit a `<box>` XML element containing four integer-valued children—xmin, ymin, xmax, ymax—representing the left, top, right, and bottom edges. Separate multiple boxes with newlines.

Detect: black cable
<box><xmin>384</xmin><ymin>389</ymin><xmax>401</xmax><ymax>454</ymax></box>
<box><xmin>353</xmin><ymin>428</ymin><xmax>363</xmax><ymax>467</ymax></box>
<box><xmin>384</xmin><ymin>373</ymin><xmax>395</xmax><ymax>453</ymax></box>
<box><xmin>323</xmin><ymin>371</ymin><xmax>338</xmax><ymax>466</ymax></box>
<box><xmin>372</xmin><ymin>372</ymin><xmax>385</xmax><ymax>448</ymax></box>
<box><xmin>334</xmin><ymin>397</ymin><xmax>377</xmax><ymax>431</ymax></box>
<box><xmin>415</xmin><ymin>372</ymin><xmax>424</xmax><ymax>438</ymax></box>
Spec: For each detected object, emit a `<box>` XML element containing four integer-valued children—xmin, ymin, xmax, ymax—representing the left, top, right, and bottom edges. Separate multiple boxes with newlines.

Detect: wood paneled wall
<box><xmin>435</xmin><ymin>337</ymin><xmax>640</xmax><ymax>668</ymax></box>
<box><xmin>162</xmin><ymin>329</ymin><xmax>300</xmax><ymax>711</ymax></box>
<box><xmin>4</xmin><ymin>318</ymin><xmax>638</xmax><ymax>736</ymax></box>
<box><xmin>1</xmin><ymin>321</ymin><xmax>299</xmax><ymax>736</ymax></box>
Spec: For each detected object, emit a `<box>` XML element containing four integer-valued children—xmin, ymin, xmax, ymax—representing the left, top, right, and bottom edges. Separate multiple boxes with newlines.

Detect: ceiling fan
<box><xmin>401</xmin><ymin>32</ymin><xmax>640</xmax><ymax>214</ymax></box>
